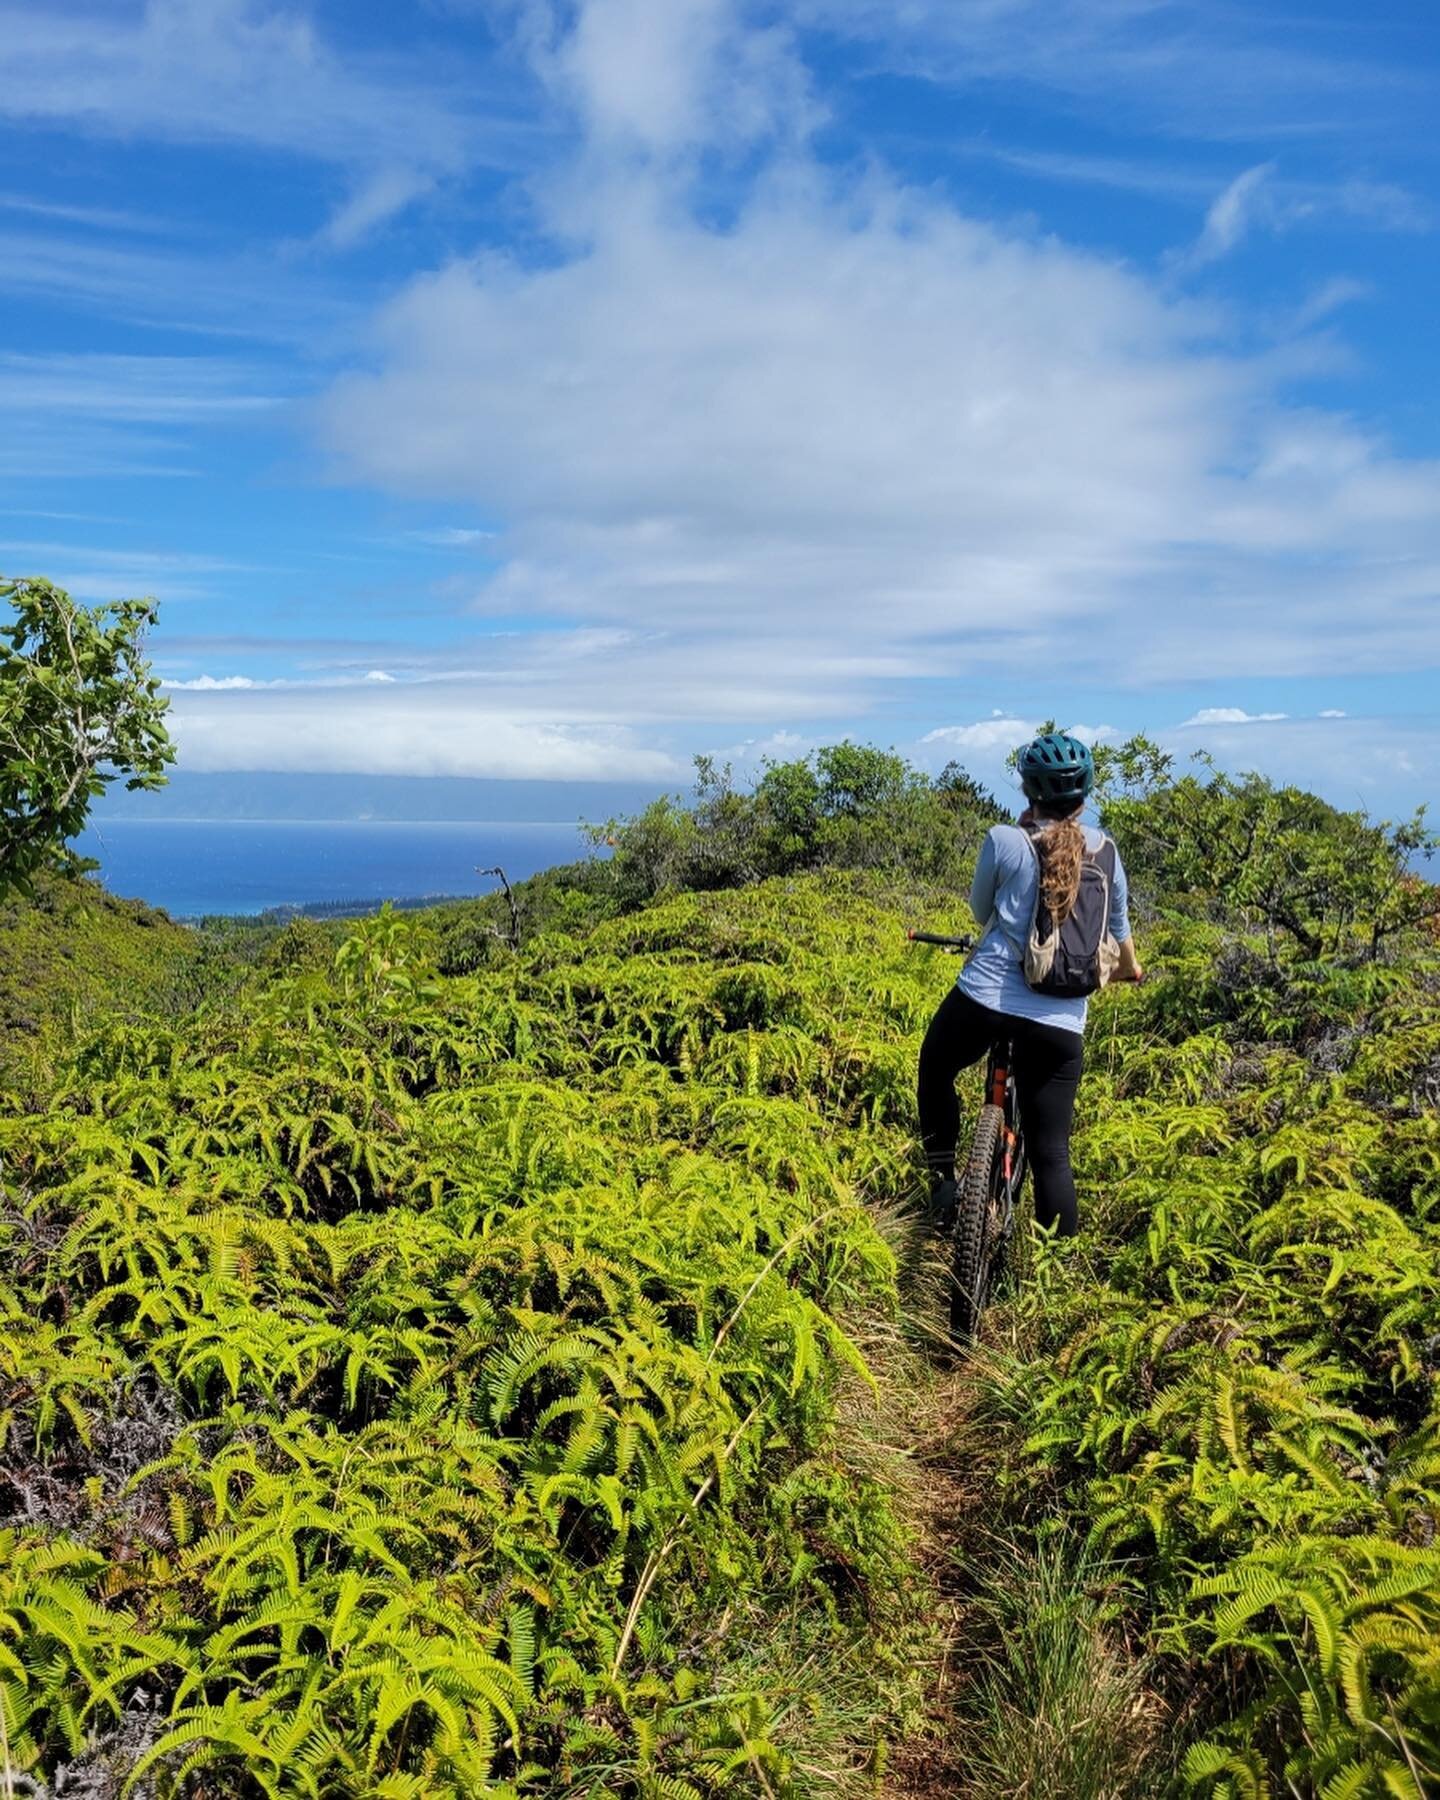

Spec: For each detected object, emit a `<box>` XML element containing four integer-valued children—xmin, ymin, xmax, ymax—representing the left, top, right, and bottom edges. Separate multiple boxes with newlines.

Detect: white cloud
<box><xmin>0</xmin><ymin>507</ymin><xmax>126</xmax><ymax>524</ymax></box>
<box><xmin>912</xmin><ymin>709</ymin><xmax>1437</xmax><ymax>825</ymax></box>
<box><xmin>289</xmin><ymin>7</ymin><xmax>1440</xmax><ymax>723</ymax></box>
<box><xmin>1319</xmin><ymin>708</ymin><xmax>1347</xmax><ymax>718</ymax></box>
<box><xmin>0</xmin><ymin>224</ymin><xmax>356</xmax><ymax>342</ymax></box>
<box><xmin>161</xmin><ymin>673</ymin><xmax>411</xmax><ymax>690</ymax></box>
<box><xmin>919</xmin><ymin>717</ymin><xmax>1034</xmax><ymax>802</ymax></box>
<box><xmin>1156</xmin><ymin>713</ymin><xmax>1440</xmax><ymax>821</ymax></box>
<box><xmin>0</xmin><ymin>2</ymin><xmax>556</xmax><ymax>260</ymax></box>
<box><xmin>923</xmin><ymin>716</ymin><xmax>1037</xmax><ymax>756</ymax></box>
<box><xmin>293</xmin><ymin>0</ymin><xmax>1440</xmax><ymax>786</ymax></box>
<box><xmin>162</xmin><ymin>670</ymin><xmax>410</xmax><ymax>691</ymax></box>
<box><xmin>315</xmin><ymin>168</ymin><xmax>436</xmax><ymax>251</ymax></box>
<box><xmin>0</xmin><ymin>0</ymin><xmax>526</xmax><ymax>190</ymax></box>
<box><xmin>0</xmin><ymin>430</ymin><xmax>199</xmax><ymax>483</ymax></box>
<box><xmin>167</xmin><ymin>683</ymin><xmax>682</xmax><ymax>780</ymax></box>
<box><xmin>952</xmin><ymin>141</ymin><xmax>1215</xmax><ymax>204</ymax></box>
<box><xmin>1180</xmin><ymin>707</ymin><xmax>1289</xmax><ymax>726</ymax></box>
<box><xmin>405</xmin><ymin>526</ymin><xmax>497</xmax><ymax>549</ymax></box>
<box><xmin>14</xmin><ymin>0</ymin><xmax>1428</xmax><ymax>802</ymax></box>
<box><xmin>328</xmin><ymin>178</ymin><xmax>1213</xmax><ymax>652</ymax></box>
<box><xmin>793</xmin><ymin>0</ymin><xmax>1426</xmax><ymax>142</ymax></box>
<box><xmin>148</xmin><ymin>613</ymin><xmax>907</xmax><ymax>778</ymax></box>
<box><xmin>0</xmin><ymin>352</ymin><xmax>281</xmax><ymax>421</ymax></box>
<box><xmin>1293</xmin><ymin>278</ymin><xmax>1371</xmax><ymax>332</ymax></box>
<box><xmin>1179</xmin><ymin>167</ymin><xmax>1426</xmax><ymax>270</ymax></box>
<box><xmin>0</xmin><ymin>190</ymin><xmax>168</xmax><ymax>234</ymax></box>
<box><xmin>916</xmin><ymin>716</ymin><xmax>1115</xmax><ymax>800</ymax></box>
<box><xmin>519</xmin><ymin>0</ymin><xmax>814</xmax><ymax>159</ymax></box>
<box><xmin>954</xmin><ymin>144</ymin><xmax>1429</xmax><ymax>250</ymax></box>
<box><xmin>0</xmin><ymin>351</ymin><xmax>285</xmax><ymax>484</ymax></box>
<box><xmin>1328</xmin><ymin>179</ymin><xmax>1431</xmax><ymax>233</ymax></box>
<box><xmin>1187</xmin><ymin>163</ymin><xmax>1275</xmax><ymax>266</ymax></box>
<box><xmin>716</xmin><ymin>727</ymin><xmax>811</xmax><ymax>769</ymax></box>
<box><xmin>0</xmin><ymin>540</ymin><xmax>246</xmax><ymax>601</ymax></box>
<box><xmin>318</xmin><ymin>154</ymin><xmax>1440</xmax><ymax>692</ymax></box>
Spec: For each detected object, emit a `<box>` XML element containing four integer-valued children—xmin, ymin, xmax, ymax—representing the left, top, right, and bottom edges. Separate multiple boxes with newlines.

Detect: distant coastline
<box><xmin>74</xmin><ymin>817</ymin><xmax>597</xmax><ymax>919</ymax></box>
<box><xmin>178</xmin><ymin>891</ymin><xmax>479</xmax><ymax>924</ymax></box>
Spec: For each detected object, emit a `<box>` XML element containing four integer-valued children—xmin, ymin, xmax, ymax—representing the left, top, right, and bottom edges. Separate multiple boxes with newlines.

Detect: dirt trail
<box><xmin>878</xmin><ymin>1374</ymin><xmax>977</xmax><ymax>1800</ymax></box>
<box><xmin>867</xmin><ymin>1218</ymin><xmax>1167</xmax><ymax>1800</ymax></box>
<box><xmin>858</xmin><ymin>1217</ymin><xmax>996</xmax><ymax>1800</ymax></box>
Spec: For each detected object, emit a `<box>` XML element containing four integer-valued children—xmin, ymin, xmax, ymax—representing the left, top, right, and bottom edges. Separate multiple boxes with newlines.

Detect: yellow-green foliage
<box><xmin>1002</xmin><ymin>919</ymin><xmax>1440</xmax><ymax>1798</ymax></box>
<box><xmin>4</xmin><ymin>872</ymin><xmax>1439</xmax><ymax>1798</ymax></box>
<box><xmin>0</xmin><ymin>872</ymin><xmax>203</xmax><ymax>1092</ymax></box>
<box><xmin>0</xmin><ymin>880</ymin><xmax>936</xmax><ymax>1797</ymax></box>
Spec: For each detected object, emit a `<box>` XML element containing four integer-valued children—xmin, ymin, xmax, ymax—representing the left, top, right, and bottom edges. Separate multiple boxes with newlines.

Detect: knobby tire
<box><xmin>951</xmin><ymin>1102</ymin><xmax>1003</xmax><ymax>1345</ymax></box>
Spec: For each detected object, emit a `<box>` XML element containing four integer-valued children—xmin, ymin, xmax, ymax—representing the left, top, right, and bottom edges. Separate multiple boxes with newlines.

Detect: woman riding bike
<box><xmin>918</xmin><ymin>731</ymin><xmax>1140</xmax><ymax>1237</ymax></box>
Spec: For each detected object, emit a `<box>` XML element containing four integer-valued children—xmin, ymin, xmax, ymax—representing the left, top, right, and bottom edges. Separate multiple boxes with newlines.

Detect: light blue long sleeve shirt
<box><xmin>955</xmin><ymin>823</ymin><xmax>1132</xmax><ymax>1034</ymax></box>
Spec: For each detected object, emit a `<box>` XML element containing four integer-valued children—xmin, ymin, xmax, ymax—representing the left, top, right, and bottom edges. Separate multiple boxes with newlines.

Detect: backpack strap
<box><xmin>1089</xmin><ymin>833</ymin><xmax>1121</xmax><ymax>988</ymax></box>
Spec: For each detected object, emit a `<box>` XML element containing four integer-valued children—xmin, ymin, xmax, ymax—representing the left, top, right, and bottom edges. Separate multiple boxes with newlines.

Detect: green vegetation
<box><xmin>1097</xmin><ymin>736</ymin><xmax>1438</xmax><ymax>958</ymax></box>
<box><xmin>0</xmin><ymin>577</ymin><xmax>173</xmax><ymax>899</ymax></box>
<box><xmin>413</xmin><ymin>745</ymin><xmax>1004</xmax><ymax>974</ymax></box>
<box><xmin>591</xmin><ymin>745</ymin><xmax>1005</xmax><ymax>908</ymax></box>
<box><xmin>964</xmin><ymin>913</ymin><xmax>1440</xmax><ymax>1798</ymax></box>
<box><xmin>0</xmin><ymin>883</ymin><xmax>937</xmax><ymax>1796</ymax></box>
<box><xmin>1</xmin><ymin>731</ymin><xmax>1437</xmax><ymax>1797</ymax></box>
<box><xmin>0</xmin><ymin>872</ymin><xmax>204</xmax><ymax>1095</ymax></box>
<box><xmin>945</xmin><ymin>1532</ymin><xmax>1162</xmax><ymax>1800</ymax></box>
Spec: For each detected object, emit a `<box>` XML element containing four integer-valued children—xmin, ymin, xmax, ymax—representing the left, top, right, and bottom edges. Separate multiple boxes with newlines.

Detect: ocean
<box><xmin>74</xmin><ymin>819</ymin><xmax>596</xmax><ymax>918</ymax></box>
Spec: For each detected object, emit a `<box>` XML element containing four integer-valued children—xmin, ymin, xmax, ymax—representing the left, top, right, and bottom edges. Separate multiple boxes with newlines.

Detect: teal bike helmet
<box><xmin>1018</xmin><ymin>731</ymin><xmax>1094</xmax><ymax>805</ymax></box>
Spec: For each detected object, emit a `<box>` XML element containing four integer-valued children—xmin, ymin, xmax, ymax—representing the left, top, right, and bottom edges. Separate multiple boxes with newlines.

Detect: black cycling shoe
<box><xmin>927</xmin><ymin>1178</ymin><xmax>958</xmax><ymax>1234</ymax></box>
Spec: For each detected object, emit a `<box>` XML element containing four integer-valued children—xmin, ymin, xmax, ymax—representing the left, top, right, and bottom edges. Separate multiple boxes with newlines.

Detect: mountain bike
<box><xmin>908</xmin><ymin>930</ymin><xmax>1028</xmax><ymax>1345</ymax></box>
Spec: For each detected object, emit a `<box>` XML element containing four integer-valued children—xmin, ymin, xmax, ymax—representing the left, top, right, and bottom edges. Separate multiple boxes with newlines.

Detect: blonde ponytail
<box><xmin>1034</xmin><ymin>815</ymin><xmax>1086</xmax><ymax>928</ymax></box>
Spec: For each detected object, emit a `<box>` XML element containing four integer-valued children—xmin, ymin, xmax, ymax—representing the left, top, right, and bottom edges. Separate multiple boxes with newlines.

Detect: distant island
<box><xmin>182</xmin><ymin>892</ymin><xmax>477</xmax><ymax>924</ymax></box>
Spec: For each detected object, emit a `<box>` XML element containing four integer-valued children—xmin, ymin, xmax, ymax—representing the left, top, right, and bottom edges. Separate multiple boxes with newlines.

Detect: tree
<box><xmin>933</xmin><ymin>760</ymin><xmax>1007</xmax><ymax>823</ymax></box>
<box><xmin>596</xmin><ymin>743</ymin><xmax>1005</xmax><ymax>906</ymax></box>
<box><xmin>0</xmin><ymin>575</ymin><xmax>173</xmax><ymax>897</ymax></box>
<box><xmin>1097</xmin><ymin>735</ymin><xmax>1439</xmax><ymax>960</ymax></box>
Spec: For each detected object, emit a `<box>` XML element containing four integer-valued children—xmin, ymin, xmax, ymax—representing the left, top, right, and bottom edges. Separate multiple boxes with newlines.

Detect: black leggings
<box><xmin>918</xmin><ymin>986</ymin><xmax>1085</xmax><ymax>1236</ymax></box>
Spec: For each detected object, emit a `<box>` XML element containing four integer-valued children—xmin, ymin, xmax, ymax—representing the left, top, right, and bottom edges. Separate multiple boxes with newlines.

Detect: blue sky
<box><xmin>2</xmin><ymin>0</ymin><xmax>1437</xmax><ymax>816</ymax></box>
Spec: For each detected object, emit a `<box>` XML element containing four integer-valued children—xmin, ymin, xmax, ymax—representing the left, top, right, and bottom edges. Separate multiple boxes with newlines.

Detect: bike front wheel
<box><xmin>951</xmin><ymin>1102</ymin><xmax>1004</xmax><ymax>1344</ymax></box>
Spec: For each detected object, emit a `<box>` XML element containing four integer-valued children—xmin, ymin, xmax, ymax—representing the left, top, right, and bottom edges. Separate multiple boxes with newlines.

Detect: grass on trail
<box><xmin>876</xmin><ymin>1286</ymin><xmax>1171</xmax><ymax>1800</ymax></box>
<box><xmin>953</xmin><ymin>1530</ymin><xmax>1161</xmax><ymax>1800</ymax></box>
